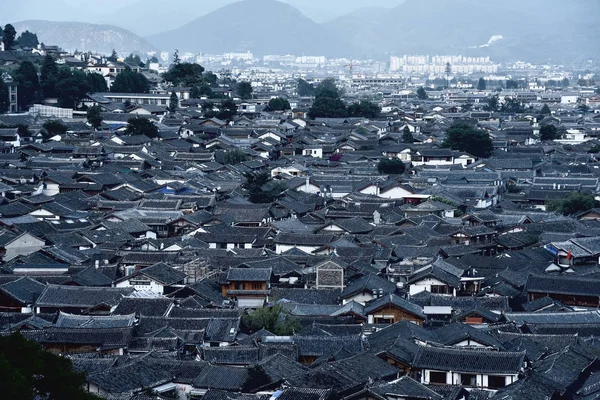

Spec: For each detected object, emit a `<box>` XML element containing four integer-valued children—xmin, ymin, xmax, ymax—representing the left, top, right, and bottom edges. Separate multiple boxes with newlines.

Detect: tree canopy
<box><xmin>224</xmin><ymin>149</ymin><xmax>249</xmax><ymax>165</ymax></box>
<box><xmin>540</xmin><ymin>124</ymin><xmax>559</xmax><ymax>141</ymax></box>
<box><xmin>308</xmin><ymin>79</ymin><xmax>346</xmax><ymax>119</ymax></box>
<box><xmin>243</xmin><ymin>304</ymin><xmax>301</xmax><ymax>335</ymax></box>
<box><xmin>540</xmin><ymin>104</ymin><xmax>551</xmax><ymax>115</ymax></box>
<box><xmin>162</xmin><ymin>62</ymin><xmax>205</xmax><ymax>87</ymax></box>
<box><xmin>236</xmin><ymin>81</ymin><xmax>253</xmax><ymax>100</ymax></box>
<box><xmin>2</xmin><ymin>24</ymin><xmax>16</xmax><ymax>49</ymax></box>
<box><xmin>168</xmin><ymin>91</ymin><xmax>179</xmax><ymax>113</ymax></box>
<box><xmin>501</xmin><ymin>97</ymin><xmax>525</xmax><ymax>113</ymax></box>
<box><xmin>42</xmin><ymin>120</ymin><xmax>68</xmax><ymax>138</ymax></box>
<box><xmin>477</xmin><ymin>77</ymin><xmax>486</xmax><ymax>90</ymax></box>
<box><xmin>15</xmin><ymin>60</ymin><xmax>41</xmax><ymax>110</ymax></box>
<box><xmin>86</xmin><ymin>106</ymin><xmax>103</xmax><ymax>130</ymax></box>
<box><xmin>243</xmin><ymin>171</ymin><xmax>286</xmax><ymax>204</ymax></box>
<box><xmin>297</xmin><ymin>79</ymin><xmax>315</xmax><ymax>96</ymax></box>
<box><xmin>442</xmin><ymin>123</ymin><xmax>494</xmax><ymax>158</ymax></box>
<box><xmin>0</xmin><ymin>77</ymin><xmax>9</xmax><ymax>114</ymax></box>
<box><xmin>125</xmin><ymin>117</ymin><xmax>158</xmax><ymax>138</ymax></box>
<box><xmin>416</xmin><ymin>87</ymin><xmax>428</xmax><ymax>100</ymax></box>
<box><xmin>547</xmin><ymin>192</ymin><xmax>598</xmax><ymax>215</ymax></box>
<box><xmin>377</xmin><ymin>158</ymin><xmax>406</xmax><ymax>175</ymax></box>
<box><xmin>111</xmin><ymin>67</ymin><xmax>149</xmax><ymax>93</ymax></box>
<box><xmin>124</xmin><ymin>53</ymin><xmax>143</xmax><ymax>67</ymax></box>
<box><xmin>402</xmin><ymin>126</ymin><xmax>414</xmax><ymax>143</ymax></box>
<box><xmin>0</xmin><ymin>333</ymin><xmax>101</xmax><ymax>400</ymax></box>
<box><xmin>16</xmin><ymin>30</ymin><xmax>39</xmax><ymax>47</ymax></box>
<box><xmin>267</xmin><ymin>97</ymin><xmax>291</xmax><ymax>111</ymax></box>
<box><xmin>347</xmin><ymin>100</ymin><xmax>381</xmax><ymax>118</ymax></box>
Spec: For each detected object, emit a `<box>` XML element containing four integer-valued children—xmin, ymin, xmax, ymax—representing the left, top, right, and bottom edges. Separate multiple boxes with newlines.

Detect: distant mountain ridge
<box><xmin>13</xmin><ymin>20</ymin><xmax>157</xmax><ymax>55</ymax></box>
<box><xmin>147</xmin><ymin>0</ymin><xmax>356</xmax><ymax>56</ymax></box>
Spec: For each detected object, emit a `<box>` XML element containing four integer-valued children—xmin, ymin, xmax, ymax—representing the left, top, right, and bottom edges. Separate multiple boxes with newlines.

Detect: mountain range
<box><xmin>12</xmin><ymin>21</ymin><xmax>157</xmax><ymax>55</ymax></box>
<box><xmin>5</xmin><ymin>0</ymin><xmax>599</xmax><ymax>63</ymax></box>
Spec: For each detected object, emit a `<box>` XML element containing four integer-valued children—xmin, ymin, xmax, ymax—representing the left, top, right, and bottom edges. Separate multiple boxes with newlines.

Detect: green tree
<box><xmin>86</xmin><ymin>105</ymin><xmax>103</xmax><ymax>130</ymax></box>
<box><xmin>539</xmin><ymin>124</ymin><xmax>559</xmax><ymax>141</ymax></box>
<box><xmin>124</xmin><ymin>53</ymin><xmax>143</xmax><ymax>67</ymax></box>
<box><xmin>578</xmin><ymin>104</ymin><xmax>590</xmax><ymax>115</ymax></box>
<box><xmin>55</xmin><ymin>70</ymin><xmax>91</xmax><ymax>108</ymax></box>
<box><xmin>401</xmin><ymin>126</ymin><xmax>414</xmax><ymax>143</ymax></box>
<box><xmin>267</xmin><ymin>97</ymin><xmax>291</xmax><ymax>111</ymax></box>
<box><xmin>501</xmin><ymin>97</ymin><xmax>524</xmax><ymax>113</ymax></box>
<box><xmin>485</xmin><ymin>94</ymin><xmax>499</xmax><ymax>111</ymax></box>
<box><xmin>308</xmin><ymin>96</ymin><xmax>347</xmax><ymax>118</ymax></box>
<box><xmin>506</xmin><ymin>79</ymin><xmax>519</xmax><ymax>89</ymax></box>
<box><xmin>243</xmin><ymin>171</ymin><xmax>285</xmax><ymax>203</ymax></box>
<box><xmin>40</xmin><ymin>55</ymin><xmax>59</xmax><ymax>97</ymax></box>
<box><xmin>561</xmin><ymin>78</ymin><xmax>570</xmax><ymax>87</ymax></box>
<box><xmin>173</xmin><ymin>49</ymin><xmax>180</xmax><ymax>65</ymax></box>
<box><xmin>125</xmin><ymin>117</ymin><xmax>158</xmax><ymax>138</ymax></box>
<box><xmin>42</xmin><ymin>120</ymin><xmax>68</xmax><ymax>138</ymax></box>
<box><xmin>243</xmin><ymin>304</ymin><xmax>301</xmax><ymax>335</ymax></box>
<box><xmin>477</xmin><ymin>77</ymin><xmax>487</xmax><ymax>90</ymax></box>
<box><xmin>107</xmin><ymin>49</ymin><xmax>118</xmax><ymax>62</ymax></box>
<box><xmin>0</xmin><ymin>77</ymin><xmax>9</xmax><ymax>113</ymax></box>
<box><xmin>224</xmin><ymin>149</ymin><xmax>249</xmax><ymax>165</ymax></box>
<box><xmin>445</xmin><ymin>62</ymin><xmax>452</xmax><ymax>88</ymax></box>
<box><xmin>540</xmin><ymin>104</ymin><xmax>551</xmax><ymax>115</ymax></box>
<box><xmin>15</xmin><ymin>60</ymin><xmax>41</xmax><ymax>110</ymax></box>
<box><xmin>347</xmin><ymin>100</ymin><xmax>381</xmax><ymax>118</ymax></box>
<box><xmin>216</xmin><ymin>99</ymin><xmax>237</xmax><ymax>121</ymax></box>
<box><xmin>315</xmin><ymin>78</ymin><xmax>340</xmax><ymax>98</ymax></box>
<box><xmin>16</xmin><ymin>30</ymin><xmax>39</xmax><ymax>47</ymax></box>
<box><xmin>87</xmin><ymin>72</ymin><xmax>108</xmax><ymax>92</ymax></box>
<box><xmin>547</xmin><ymin>192</ymin><xmax>597</xmax><ymax>215</ymax></box>
<box><xmin>416</xmin><ymin>87</ymin><xmax>428</xmax><ymax>100</ymax></box>
<box><xmin>237</xmin><ymin>81</ymin><xmax>253</xmax><ymax>100</ymax></box>
<box><xmin>111</xmin><ymin>67</ymin><xmax>150</xmax><ymax>93</ymax></box>
<box><xmin>168</xmin><ymin>91</ymin><xmax>179</xmax><ymax>113</ymax></box>
<box><xmin>191</xmin><ymin>85</ymin><xmax>213</xmax><ymax>98</ymax></box>
<box><xmin>3</xmin><ymin>24</ymin><xmax>16</xmax><ymax>49</ymax></box>
<box><xmin>202</xmin><ymin>101</ymin><xmax>216</xmax><ymax>118</ymax></box>
<box><xmin>297</xmin><ymin>79</ymin><xmax>315</xmax><ymax>96</ymax></box>
<box><xmin>203</xmin><ymin>71</ymin><xmax>218</xmax><ymax>86</ymax></box>
<box><xmin>442</xmin><ymin>123</ymin><xmax>494</xmax><ymax>158</ymax></box>
<box><xmin>0</xmin><ymin>333</ymin><xmax>101</xmax><ymax>400</ymax></box>
<box><xmin>162</xmin><ymin>62</ymin><xmax>205</xmax><ymax>87</ymax></box>
<box><xmin>377</xmin><ymin>158</ymin><xmax>406</xmax><ymax>175</ymax></box>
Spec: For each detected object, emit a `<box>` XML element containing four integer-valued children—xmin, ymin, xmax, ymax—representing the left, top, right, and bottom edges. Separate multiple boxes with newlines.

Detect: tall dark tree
<box><xmin>416</xmin><ymin>87</ymin><xmax>428</xmax><ymax>100</ymax></box>
<box><xmin>477</xmin><ymin>77</ymin><xmax>487</xmax><ymax>90</ymax></box>
<box><xmin>124</xmin><ymin>53</ymin><xmax>143</xmax><ymax>67</ymax></box>
<box><xmin>107</xmin><ymin>49</ymin><xmax>118</xmax><ymax>62</ymax></box>
<box><xmin>236</xmin><ymin>81</ymin><xmax>253</xmax><ymax>100</ymax></box>
<box><xmin>168</xmin><ymin>91</ymin><xmax>179</xmax><ymax>113</ymax></box>
<box><xmin>125</xmin><ymin>117</ymin><xmax>158</xmax><ymax>138</ymax></box>
<box><xmin>540</xmin><ymin>124</ymin><xmax>559</xmax><ymax>141</ymax></box>
<box><xmin>2</xmin><ymin>24</ymin><xmax>16</xmax><ymax>49</ymax></box>
<box><xmin>87</xmin><ymin>73</ymin><xmax>108</xmax><ymax>92</ymax></box>
<box><xmin>111</xmin><ymin>67</ymin><xmax>150</xmax><ymax>93</ymax></box>
<box><xmin>485</xmin><ymin>94</ymin><xmax>499</xmax><ymax>111</ymax></box>
<box><xmin>203</xmin><ymin>71</ymin><xmax>218</xmax><ymax>86</ymax></box>
<box><xmin>501</xmin><ymin>98</ymin><xmax>525</xmax><ymax>113</ymax></box>
<box><xmin>506</xmin><ymin>79</ymin><xmax>519</xmax><ymax>89</ymax></box>
<box><xmin>297</xmin><ymin>79</ymin><xmax>315</xmax><ymax>96</ymax></box>
<box><xmin>15</xmin><ymin>61</ymin><xmax>41</xmax><ymax>110</ymax></box>
<box><xmin>40</xmin><ymin>55</ymin><xmax>59</xmax><ymax>97</ymax></box>
<box><xmin>540</xmin><ymin>104</ymin><xmax>551</xmax><ymax>115</ymax></box>
<box><xmin>0</xmin><ymin>333</ymin><xmax>101</xmax><ymax>400</ymax></box>
<box><xmin>308</xmin><ymin>79</ymin><xmax>347</xmax><ymax>119</ymax></box>
<box><xmin>173</xmin><ymin>49</ymin><xmax>180</xmax><ymax>65</ymax></box>
<box><xmin>0</xmin><ymin>77</ymin><xmax>9</xmax><ymax>113</ymax></box>
<box><xmin>445</xmin><ymin>62</ymin><xmax>452</xmax><ymax>88</ymax></box>
<box><xmin>16</xmin><ymin>30</ymin><xmax>39</xmax><ymax>47</ymax></box>
<box><xmin>86</xmin><ymin>105</ymin><xmax>103</xmax><ymax>130</ymax></box>
<box><xmin>315</xmin><ymin>78</ymin><xmax>340</xmax><ymax>98</ymax></box>
<box><xmin>162</xmin><ymin>62</ymin><xmax>205</xmax><ymax>87</ymax></box>
<box><xmin>402</xmin><ymin>126</ymin><xmax>414</xmax><ymax>143</ymax></box>
<box><xmin>442</xmin><ymin>123</ymin><xmax>494</xmax><ymax>158</ymax></box>
<box><xmin>55</xmin><ymin>70</ymin><xmax>91</xmax><ymax>108</ymax></box>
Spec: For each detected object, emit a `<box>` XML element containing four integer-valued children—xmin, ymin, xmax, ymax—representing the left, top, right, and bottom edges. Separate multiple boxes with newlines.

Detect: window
<box><xmin>431</xmin><ymin>285</ymin><xmax>450</xmax><ymax>294</ymax></box>
<box><xmin>429</xmin><ymin>371</ymin><xmax>447</xmax><ymax>384</ymax></box>
<box><xmin>252</xmin><ymin>282</ymin><xmax>263</xmax><ymax>290</ymax></box>
<box><xmin>374</xmin><ymin>316</ymin><xmax>394</xmax><ymax>324</ymax></box>
<box><xmin>460</xmin><ymin>373</ymin><xmax>477</xmax><ymax>387</ymax></box>
<box><xmin>488</xmin><ymin>375</ymin><xmax>507</xmax><ymax>389</ymax></box>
